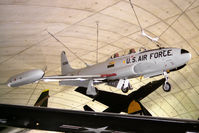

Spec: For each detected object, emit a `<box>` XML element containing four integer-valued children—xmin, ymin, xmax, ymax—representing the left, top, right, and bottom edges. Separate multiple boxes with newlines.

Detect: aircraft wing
<box><xmin>43</xmin><ymin>74</ymin><xmax>117</xmax><ymax>96</ymax></box>
<box><xmin>75</xmin><ymin>87</ymin><xmax>128</xmax><ymax>108</ymax></box>
<box><xmin>42</xmin><ymin>73</ymin><xmax>117</xmax><ymax>81</ymax></box>
<box><xmin>0</xmin><ymin>104</ymin><xmax>198</xmax><ymax>133</ymax></box>
<box><xmin>75</xmin><ymin>79</ymin><xmax>165</xmax><ymax>106</ymax></box>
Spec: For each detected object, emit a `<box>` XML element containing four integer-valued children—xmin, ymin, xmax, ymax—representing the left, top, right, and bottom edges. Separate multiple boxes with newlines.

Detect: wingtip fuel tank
<box><xmin>7</xmin><ymin>69</ymin><xmax>44</xmax><ymax>87</ymax></box>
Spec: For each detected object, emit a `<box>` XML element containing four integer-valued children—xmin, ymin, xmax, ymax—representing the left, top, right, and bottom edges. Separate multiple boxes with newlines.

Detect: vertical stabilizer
<box><xmin>61</xmin><ymin>51</ymin><xmax>74</xmax><ymax>75</ymax></box>
<box><xmin>34</xmin><ymin>89</ymin><xmax>49</xmax><ymax>107</ymax></box>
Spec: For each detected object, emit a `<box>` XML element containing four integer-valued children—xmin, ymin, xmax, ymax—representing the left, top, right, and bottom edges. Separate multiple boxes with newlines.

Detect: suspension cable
<box><xmin>158</xmin><ymin>0</ymin><xmax>196</xmax><ymax>38</ymax></box>
<box><xmin>129</xmin><ymin>0</ymin><xmax>161</xmax><ymax>48</ymax></box>
<box><xmin>129</xmin><ymin>0</ymin><xmax>143</xmax><ymax>31</ymax></box>
<box><xmin>46</xmin><ymin>30</ymin><xmax>88</xmax><ymax>67</ymax></box>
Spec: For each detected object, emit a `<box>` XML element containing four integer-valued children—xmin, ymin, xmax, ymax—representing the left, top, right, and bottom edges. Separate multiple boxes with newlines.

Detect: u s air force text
<box><xmin>126</xmin><ymin>49</ymin><xmax>172</xmax><ymax>64</ymax></box>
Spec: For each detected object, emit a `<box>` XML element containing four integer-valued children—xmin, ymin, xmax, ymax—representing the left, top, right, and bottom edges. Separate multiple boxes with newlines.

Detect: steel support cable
<box><xmin>129</xmin><ymin>0</ymin><xmax>161</xmax><ymax>48</ymax></box>
<box><xmin>129</xmin><ymin>0</ymin><xmax>197</xmax><ymax>50</ymax></box>
<box><xmin>129</xmin><ymin>0</ymin><xmax>143</xmax><ymax>31</ymax></box>
<box><xmin>158</xmin><ymin>0</ymin><xmax>197</xmax><ymax>38</ymax></box>
<box><xmin>158</xmin><ymin>0</ymin><xmax>199</xmax><ymax>56</ymax></box>
<box><xmin>26</xmin><ymin>80</ymin><xmax>40</xmax><ymax>105</ymax></box>
<box><xmin>46</xmin><ymin>30</ymin><xmax>88</xmax><ymax>67</ymax></box>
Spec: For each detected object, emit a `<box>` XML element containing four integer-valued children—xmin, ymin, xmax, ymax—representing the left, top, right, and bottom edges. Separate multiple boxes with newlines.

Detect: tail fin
<box><xmin>61</xmin><ymin>51</ymin><xmax>74</xmax><ymax>75</ymax></box>
<box><xmin>83</xmin><ymin>105</ymin><xmax>94</xmax><ymax>112</ymax></box>
<box><xmin>34</xmin><ymin>89</ymin><xmax>49</xmax><ymax>107</ymax></box>
<box><xmin>127</xmin><ymin>100</ymin><xmax>152</xmax><ymax>116</ymax></box>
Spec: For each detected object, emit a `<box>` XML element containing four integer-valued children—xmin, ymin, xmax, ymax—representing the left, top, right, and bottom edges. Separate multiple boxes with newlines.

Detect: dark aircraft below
<box><xmin>0</xmin><ymin>104</ymin><xmax>198</xmax><ymax>133</ymax></box>
<box><xmin>75</xmin><ymin>78</ymin><xmax>165</xmax><ymax>115</ymax></box>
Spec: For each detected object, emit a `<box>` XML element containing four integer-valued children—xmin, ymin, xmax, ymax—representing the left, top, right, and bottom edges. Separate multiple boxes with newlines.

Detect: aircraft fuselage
<box><xmin>77</xmin><ymin>48</ymin><xmax>191</xmax><ymax>80</ymax></box>
<box><xmin>7</xmin><ymin>47</ymin><xmax>191</xmax><ymax>95</ymax></box>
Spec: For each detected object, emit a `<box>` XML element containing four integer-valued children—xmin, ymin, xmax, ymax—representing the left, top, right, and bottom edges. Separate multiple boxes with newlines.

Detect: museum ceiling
<box><xmin>0</xmin><ymin>0</ymin><xmax>199</xmax><ymax>120</ymax></box>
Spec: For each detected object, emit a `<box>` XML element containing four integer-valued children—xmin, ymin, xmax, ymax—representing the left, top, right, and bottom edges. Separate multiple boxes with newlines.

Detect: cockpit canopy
<box><xmin>110</xmin><ymin>48</ymin><xmax>137</xmax><ymax>59</ymax></box>
<box><xmin>110</xmin><ymin>47</ymin><xmax>148</xmax><ymax>59</ymax></box>
<box><xmin>129</xmin><ymin>48</ymin><xmax>136</xmax><ymax>54</ymax></box>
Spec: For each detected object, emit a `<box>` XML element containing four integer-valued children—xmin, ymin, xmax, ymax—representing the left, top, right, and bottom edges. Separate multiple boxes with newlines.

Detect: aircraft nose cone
<box><xmin>188</xmin><ymin>52</ymin><xmax>192</xmax><ymax>61</ymax></box>
<box><xmin>181</xmin><ymin>49</ymin><xmax>191</xmax><ymax>63</ymax></box>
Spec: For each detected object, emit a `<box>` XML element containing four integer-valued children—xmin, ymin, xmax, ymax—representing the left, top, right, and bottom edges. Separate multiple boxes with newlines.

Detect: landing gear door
<box><xmin>116</xmin><ymin>79</ymin><xmax>125</xmax><ymax>89</ymax></box>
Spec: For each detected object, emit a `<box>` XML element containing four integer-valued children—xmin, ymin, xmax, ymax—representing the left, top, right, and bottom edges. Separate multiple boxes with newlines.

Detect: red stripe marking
<box><xmin>100</xmin><ymin>73</ymin><xmax>117</xmax><ymax>78</ymax></box>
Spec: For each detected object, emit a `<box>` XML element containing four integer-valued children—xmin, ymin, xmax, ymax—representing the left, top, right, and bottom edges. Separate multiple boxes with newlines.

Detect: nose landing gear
<box><xmin>163</xmin><ymin>82</ymin><xmax>171</xmax><ymax>92</ymax></box>
<box><xmin>162</xmin><ymin>71</ymin><xmax>171</xmax><ymax>92</ymax></box>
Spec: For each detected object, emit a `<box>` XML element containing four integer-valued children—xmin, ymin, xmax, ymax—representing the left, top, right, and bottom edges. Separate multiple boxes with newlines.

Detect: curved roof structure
<box><xmin>0</xmin><ymin>0</ymin><xmax>199</xmax><ymax>120</ymax></box>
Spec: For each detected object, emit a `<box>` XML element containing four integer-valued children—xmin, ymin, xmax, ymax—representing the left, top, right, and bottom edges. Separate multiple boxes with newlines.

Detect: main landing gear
<box><xmin>117</xmin><ymin>79</ymin><xmax>132</xmax><ymax>93</ymax></box>
<box><xmin>162</xmin><ymin>71</ymin><xmax>171</xmax><ymax>92</ymax></box>
<box><xmin>121</xmin><ymin>83</ymin><xmax>132</xmax><ymax>93</ymax></box>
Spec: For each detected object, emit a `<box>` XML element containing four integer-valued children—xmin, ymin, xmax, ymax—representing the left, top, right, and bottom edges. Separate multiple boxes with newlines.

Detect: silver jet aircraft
<box><xmin>6</xmin><ymin>47</ymin><xmax>191</xmax><ymax>96</ymax></box>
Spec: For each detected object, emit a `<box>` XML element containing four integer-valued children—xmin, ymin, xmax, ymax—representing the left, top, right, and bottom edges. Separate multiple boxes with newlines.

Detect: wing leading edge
<box><xmin>42</xmin><ymin>73</ymin><xmax>117</xmax><ymax>81</ymax></box>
